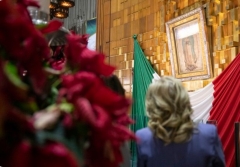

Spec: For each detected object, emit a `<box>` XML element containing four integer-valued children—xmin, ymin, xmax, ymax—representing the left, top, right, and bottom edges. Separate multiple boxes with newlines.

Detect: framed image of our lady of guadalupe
<box><xmin>166</xmin><ymin>7</ymin><xmax>212</xmax><ymax>81</ymax></box>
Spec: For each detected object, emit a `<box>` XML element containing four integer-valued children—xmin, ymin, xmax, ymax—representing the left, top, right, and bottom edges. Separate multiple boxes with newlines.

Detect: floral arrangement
<box><xmin>0</xmin><ymin>0</ymin><xmax>135</xmax><ymax>167</ymax></box>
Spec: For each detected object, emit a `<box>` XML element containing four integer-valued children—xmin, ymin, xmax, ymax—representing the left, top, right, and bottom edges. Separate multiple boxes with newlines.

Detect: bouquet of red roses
<box><xmin>0</xmin><ymin>0</ymin><xmax>135</xmax><ymax>167</ymax></box>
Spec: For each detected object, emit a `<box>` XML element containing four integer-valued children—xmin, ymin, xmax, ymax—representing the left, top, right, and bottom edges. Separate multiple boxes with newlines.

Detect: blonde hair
<box><xmin>146</xmin><ymin>76</ymin><xmax>194</xmax><ymax>144</ymax></box>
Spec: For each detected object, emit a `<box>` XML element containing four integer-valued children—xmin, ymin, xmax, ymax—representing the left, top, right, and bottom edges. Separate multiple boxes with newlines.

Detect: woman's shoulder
<box><xmin>197</xmin><ymin>123</ymin><xmax>217</xmax><ymax>133</ymax></box>
<box><xmin>136</xmin><ymin>127</ymin><xmax>153</xmax><ymax>138</ymax></box>
<box><xmin>193</xmin><ymin>123</ymin><xmax>218</xmax><ymax>140</ymax></box>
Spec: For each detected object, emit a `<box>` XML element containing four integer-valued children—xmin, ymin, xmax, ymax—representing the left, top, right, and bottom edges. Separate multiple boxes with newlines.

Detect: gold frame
<box><xmin>166</xmin><ymin>7</ymin><xmax>212</xmax><ymax>81</ymax></box>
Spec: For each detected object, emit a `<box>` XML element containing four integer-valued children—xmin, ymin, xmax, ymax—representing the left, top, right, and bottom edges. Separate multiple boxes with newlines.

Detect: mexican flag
<box><xmin>130</xmin><ymin>34</ymin><xmax>240</xmax><ymax>167</ymax></box>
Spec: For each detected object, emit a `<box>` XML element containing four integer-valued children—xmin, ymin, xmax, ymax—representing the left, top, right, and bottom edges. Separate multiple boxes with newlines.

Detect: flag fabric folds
<box><xmin>208</xmin><ymin>53</ymin><xmax>240</xmax><ymax>167</ymax></box>
<box><xmin>130</xmin><ymin>35</ymin><xmax>159</xmax><ymax>166</ymax></box>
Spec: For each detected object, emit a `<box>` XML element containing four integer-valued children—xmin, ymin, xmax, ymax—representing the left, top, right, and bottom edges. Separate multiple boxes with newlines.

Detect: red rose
<box><xmin>32</xmin><ymin>141</ymin><xmax>79</xmax><ymax>167</ymax></box>
<box><xmin>49</xmin><ymin>46</ymin><xmax>66</xmax><ymax>70</ymax></box>
<box><xmin>0</xmin><ymin>1</ymin><xmax>51</xmax><ymax>94</ymax></box>
<box><xmin>64</xmin><ymin>34</ymin><xmax>115</xmax><ymax>76</ymax></box>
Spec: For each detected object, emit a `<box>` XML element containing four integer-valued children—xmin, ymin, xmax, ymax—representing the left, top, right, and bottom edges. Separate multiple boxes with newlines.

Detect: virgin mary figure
<box><xmin>182</xmin><ymin>35</ymin><xmax>198</xmax><ymax>71</ymax></box>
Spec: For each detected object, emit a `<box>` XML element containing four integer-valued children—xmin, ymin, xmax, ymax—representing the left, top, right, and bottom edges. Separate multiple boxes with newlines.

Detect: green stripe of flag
<box><xmin>130</xmin><ymin>34</ymin><xmax>159</xmax><ymax>167</ymax></box>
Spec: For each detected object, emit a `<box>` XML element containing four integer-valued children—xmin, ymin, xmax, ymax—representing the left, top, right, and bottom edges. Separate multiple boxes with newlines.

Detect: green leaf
<box><xmin>0</xmin><ymin>48</ymin><xmax>7</xmax><ymax>59</ymax></box>
<box><xmin>44</xmin><ymin>102</ymin><xmax>73</xmax><ymax>113</ymax></box>
<box><xmin>59</xmin><ymin>102</ymin><xmax>74</xmax><ymax>113</ymax></box>
<box><xmin>45</xmin><ymin>104</ymin><xmax>58</xmax><ymax>111</ymax></box>
<box><xmin>16</xmin><ymin>100</ymin><xmax>39</xmax><ymax>114</ymax></box>
<box><xmin>4</xmin><ymin>62</ymin><xmax>28</xmax><ymax>90</ymax></box>
<box><xmin>35</xmin><ymin>23</ymin><xmax>48</xmax><ymax>30</ymax></box>
<box><xmin>52</xmin><ymin>79</ymin><xmax>61</xmax><ymax>88</ymax></box>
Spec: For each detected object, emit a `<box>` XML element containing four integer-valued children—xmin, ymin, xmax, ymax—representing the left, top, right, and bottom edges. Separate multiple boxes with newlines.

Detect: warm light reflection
<box><xmin>49</xmin><ymin>4</ymin><xmax>55</xmax><ymax>9</ymax></box>
<box><xmin>49</xmin><ymin>2</ymin><xmax>58</xmax><ymax>9</ymax></box>
<box><xmin>61</xmin><ymin>2</ymin><xmax>72</xmax><ymax>7</ymax></box>
<box><xmin>55</xmin><ymin>12</ymin><xmax>64</xmax><ymax>18</ymax></box>
<box><xmin>50</xmin><ymin>0</ymin><xmax>73</xmax><ymax>18</ymax></box>
<box><xmin>53</xmin><ymin>6</ymin><xmax>69</xmax><ymax>19</ymax></box>
<box><xmin>59</xmin><ymin>0</ymin><xmax>75</xmax><ymax>8</ymax></box>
